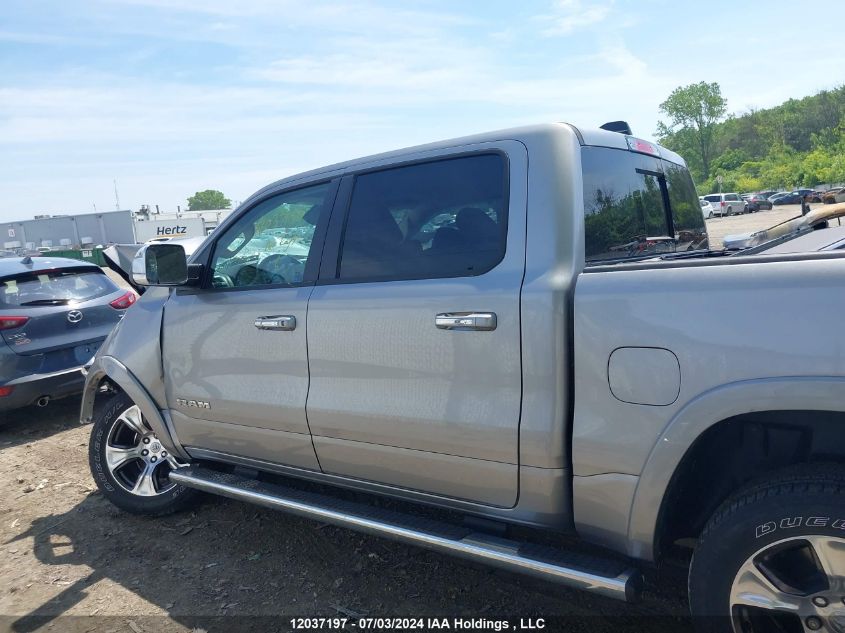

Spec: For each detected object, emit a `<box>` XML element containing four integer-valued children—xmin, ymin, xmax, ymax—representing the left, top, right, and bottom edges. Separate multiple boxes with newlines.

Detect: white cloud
<box><xmin>0</xmin><ymin>30</ymin><xmax>92</xmax><ymax>45</ymax></box>
<box><xmin>537</xmin><ymin>0</ymin><xmax>613</xmax><ymax>36</ymax></box>
<box><xmin>0</xmin><ymin>19</ymin><xmax>666</xmax><ymax>217</ymax></box>
<box><xmin>5</xmin><ymin>1</ymin><xmax>842</xmax><ymax>219</ymax></box>
<box><xmin>101</xmin><ymin>0</ymin><xmax>474</xmax><ymax>39</ymax></box>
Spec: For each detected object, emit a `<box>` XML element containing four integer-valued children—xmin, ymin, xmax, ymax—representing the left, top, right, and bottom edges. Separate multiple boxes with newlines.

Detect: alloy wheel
<box><xmin>730</xmin><ymin>535</ymin><xmax>845</xmax><ymax>632</ymax></box>
<box><xmin>104</xmin><ymin>405</ymin><xmax>181</xmax><ymax>496</ymax></box>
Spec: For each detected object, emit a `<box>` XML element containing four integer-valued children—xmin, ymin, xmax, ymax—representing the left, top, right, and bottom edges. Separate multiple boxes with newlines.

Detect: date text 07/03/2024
<box><xmin>289</xmin><ymin>617</ymin><xmax>546</xmax><ymax>630</ymax></box>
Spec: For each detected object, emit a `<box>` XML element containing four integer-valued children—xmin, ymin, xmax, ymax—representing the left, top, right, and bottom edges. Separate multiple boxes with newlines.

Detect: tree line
<box><xmin>657</xmin><ymin>82</ymin><xmax>845</xmax><ymax>195</ymax></box>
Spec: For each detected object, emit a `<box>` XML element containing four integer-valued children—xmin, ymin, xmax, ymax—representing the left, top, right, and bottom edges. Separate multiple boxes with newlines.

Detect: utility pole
<box><xmin>113</xmin><ymin>179</ymin><xmax>121</xmax><ymax>210</ymax></box>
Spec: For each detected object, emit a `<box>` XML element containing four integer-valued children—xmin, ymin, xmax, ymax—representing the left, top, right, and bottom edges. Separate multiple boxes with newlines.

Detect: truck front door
<box><xmin>161</xmin><ymin>180</ymin><xmax>337</xmax><ymax>470</ymax></box>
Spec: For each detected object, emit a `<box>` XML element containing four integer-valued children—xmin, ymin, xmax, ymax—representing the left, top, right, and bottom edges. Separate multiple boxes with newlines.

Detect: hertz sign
<box><xmin>156</xmin><ymin>225</ymin><xmax>187</xmax><ymax>235</ymax></box>
<box><xmin>134</xmin><ymin>217</ymin><xmax>206</xmax><ymax>242</ymax></box>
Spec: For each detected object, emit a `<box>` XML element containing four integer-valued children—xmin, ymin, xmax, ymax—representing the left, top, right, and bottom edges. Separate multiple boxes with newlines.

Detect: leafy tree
<box><xmin>710</xmin><ymin>148</ymin><xmax>751</xmax><ymax>173</ymax></box>
<box><xmin>661</xmin><ymin>85</ymin><xmax>845</xmax><ymax>194</ymax></box>
<box><xmin>659</xmin><ymin>126</ymin><xmax>705</xmax><ymax>179</ymax></box>
<box><xmin>657</xmin><ymin>81</ymin><xmax>728</xmax><ymax>180</ymax></box>
<box><xmin>187</xmin><ymin>189</ymin><xmax>231</xmax><ymax>211</ymax></box>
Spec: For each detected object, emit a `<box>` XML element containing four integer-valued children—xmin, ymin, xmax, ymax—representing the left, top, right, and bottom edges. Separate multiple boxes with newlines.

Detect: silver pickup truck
<box><xmin>81</xmin><ymin>123</ymin><xmax>845</xmax><ymax>631</ymax></box>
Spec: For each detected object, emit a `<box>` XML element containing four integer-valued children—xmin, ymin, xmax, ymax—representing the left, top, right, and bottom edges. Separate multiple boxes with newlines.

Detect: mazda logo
<box><xmin>67</xmin><ymin>310</ymin><xmax>83</xmax><ymax>324</ymax></box>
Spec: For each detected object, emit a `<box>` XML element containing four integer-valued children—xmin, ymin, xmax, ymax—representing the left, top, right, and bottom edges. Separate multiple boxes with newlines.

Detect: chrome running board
<box><xmin>170</xmin><ymin>465</ymin><xmax>642</xmax><ymax>602</ymax></box>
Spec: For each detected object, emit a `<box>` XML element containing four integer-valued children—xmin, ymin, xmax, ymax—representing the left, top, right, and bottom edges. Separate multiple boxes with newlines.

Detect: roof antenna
<box><xmin>600</xmin><ymin>120</ymin><xmax>633</xmax><ymax>135</ymax></box>
<box><xmin>21</xmin><ymin>255</ymin><xmax>33</xmax><ymax>265</ymax></box>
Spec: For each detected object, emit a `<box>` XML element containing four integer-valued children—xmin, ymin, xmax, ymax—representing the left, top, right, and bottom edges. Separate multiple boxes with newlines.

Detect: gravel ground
<box><xmin>704</xmin><ymin>202</ymin><xmax>824</xmax><ymax>249</ymax></box>
<box><xmin>1</xmin><ymin>208</ymin><xmax>811</xmax><ymax>632</ymax></box>
<box><xmin>1</xmin><ymin>399</ymin><xmax>693</xmax><ymax>633</ymax></box>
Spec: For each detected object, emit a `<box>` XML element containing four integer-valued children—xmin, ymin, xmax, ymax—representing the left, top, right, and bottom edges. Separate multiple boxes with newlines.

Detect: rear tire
<box><xmin>689</xmin><ymin>464</ymin><xmax>845</xmax><ymax>632</ymax></box>
<box><xmin>89</xmin><ymin>393</ymin><xmax>199</xmax><ymax>516</ymax></box>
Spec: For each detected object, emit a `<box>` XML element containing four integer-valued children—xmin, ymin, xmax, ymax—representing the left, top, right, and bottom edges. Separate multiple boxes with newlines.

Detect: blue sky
<box><xmin>1</xmin><ymin>0</ymin><xmax>844</xmax><ymax>221</ymax></box>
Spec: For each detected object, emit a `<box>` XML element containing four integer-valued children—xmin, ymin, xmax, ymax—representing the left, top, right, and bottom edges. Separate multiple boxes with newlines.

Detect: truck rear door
<box><xmin>305</xmin><ymin>143</ymin><xmax>528</xmax><ymax>507</ymax></box>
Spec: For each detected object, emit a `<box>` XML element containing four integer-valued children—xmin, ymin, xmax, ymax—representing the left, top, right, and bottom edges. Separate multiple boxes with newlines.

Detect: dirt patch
<box><xmin>1</xmin><ymin>398</ymin><xmax>692</xmax><ymax>632</ymax></box>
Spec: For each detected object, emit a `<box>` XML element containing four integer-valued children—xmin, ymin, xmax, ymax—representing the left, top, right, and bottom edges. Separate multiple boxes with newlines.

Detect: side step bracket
<box><xmin>169</xmin><ymin>465</ymin><xmax>642</xmax><ymax>602</ymax></box>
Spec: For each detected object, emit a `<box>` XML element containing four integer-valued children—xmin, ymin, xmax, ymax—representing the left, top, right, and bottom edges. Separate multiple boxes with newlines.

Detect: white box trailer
<box><xmin>133</xmin><ymin>217</ymin><xmax>207</xmax><ymax>243</ymax></box>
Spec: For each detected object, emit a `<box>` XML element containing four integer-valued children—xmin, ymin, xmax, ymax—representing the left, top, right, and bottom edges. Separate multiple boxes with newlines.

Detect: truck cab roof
<box><xmin>244</xmin><ymin>122</ymin><xmax>686</xmax><ymax>209</ymax></box>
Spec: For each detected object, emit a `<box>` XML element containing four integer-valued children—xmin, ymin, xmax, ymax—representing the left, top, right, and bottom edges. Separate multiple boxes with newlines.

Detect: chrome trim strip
<box><xmin>170</xmin><ymin>467</ymin><xmax>641</xmax><ymax>602</ymax></box>
<box><xmin>6</xmin><ymin>366</ymin><xmax>85</xmax><ymax>385</ymax></box>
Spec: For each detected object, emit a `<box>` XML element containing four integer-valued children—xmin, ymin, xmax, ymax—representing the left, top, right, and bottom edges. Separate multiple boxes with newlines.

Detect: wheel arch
<box><xmin>82</xmin><ymin>355</ymin><xmax>190</xmax><ymax>461</ymax></box>
<box><xmin>626</xmin><ymin>376</ymin><xmax>845</xmax><ymax>562</ymax></box>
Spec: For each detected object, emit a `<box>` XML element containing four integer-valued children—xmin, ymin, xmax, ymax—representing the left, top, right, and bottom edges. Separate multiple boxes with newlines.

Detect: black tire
<box><xmin>89</xmin><ymin>392</ymin><xmax>200</xmax><ymax>516</ymax></box>
<box><xmin>689</xmin><ymin>463</ymin><xmax>845</xmax><ymax>632</ymax></box>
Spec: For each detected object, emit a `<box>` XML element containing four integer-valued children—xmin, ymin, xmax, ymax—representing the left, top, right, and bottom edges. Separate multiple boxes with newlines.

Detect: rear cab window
<box><xmin>581</xmin><ymin>146</ymin><xmax>708</xmax><ymax>264</ymax></box>
<box><xmin>1</xmin><ymin>267</ymin><xmax>117</xmax><ymax>307</ymax></box>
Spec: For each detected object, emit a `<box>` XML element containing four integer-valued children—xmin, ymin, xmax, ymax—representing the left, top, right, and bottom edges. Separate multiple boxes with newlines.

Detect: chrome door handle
<box><xmin>435</xmin><ymin>312</ymin><xmax>497</xmax><ymax>331</ymax></box>
<box><xmin>254</xmin><ymin>315</ymin><xmax>296</xmax><ymax>331</ymax></box>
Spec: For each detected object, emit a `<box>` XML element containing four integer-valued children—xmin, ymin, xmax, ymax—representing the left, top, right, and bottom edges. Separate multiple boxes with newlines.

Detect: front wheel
<box><xmin>89</xmin><ymin>393</ymin><xmax>199</xmax><ymax>516</ymax></box>
<box><xmin>689</xmin><ymin>464</ymin><xmax>845</xmax><ymax>632</ymax></box>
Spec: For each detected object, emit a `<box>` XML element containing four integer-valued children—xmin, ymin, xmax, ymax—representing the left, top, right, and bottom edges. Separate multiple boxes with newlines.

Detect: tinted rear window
<box><xmin>582</xmin><ymin>146</ymin><xmax>708</xmax><ymax>263</ymax></box>
<box><xmin>1</xmin><ymin>269</ymin><xmax>117</xmax><ymax>307</ymax></box>
<box><xmin>337</xmin><ymin>154</ymin><xmax>507</xmax><ymax>282</ymax></box>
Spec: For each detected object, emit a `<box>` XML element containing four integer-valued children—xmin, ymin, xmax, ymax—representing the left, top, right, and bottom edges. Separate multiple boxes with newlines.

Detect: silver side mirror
<box><xmin>132</xmin><ymin>243</ymin><xmax>189</xmax><ymax>286</ymax></box>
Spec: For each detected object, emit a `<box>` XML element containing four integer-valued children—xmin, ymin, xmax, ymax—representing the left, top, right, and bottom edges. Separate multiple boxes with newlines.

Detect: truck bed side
<box><xmin>571</xmin><ymin>253</ymin><xmax>845</xmax><ymax>559</ymax></box>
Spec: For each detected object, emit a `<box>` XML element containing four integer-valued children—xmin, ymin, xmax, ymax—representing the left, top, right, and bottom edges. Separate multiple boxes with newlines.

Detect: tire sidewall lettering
<box><xmin>756</xmin><ymin>516</ymin><xmax>845</xmax><ymax>538</ymax></box>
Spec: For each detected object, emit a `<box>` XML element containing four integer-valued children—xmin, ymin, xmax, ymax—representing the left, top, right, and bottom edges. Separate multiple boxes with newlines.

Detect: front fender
<box><xmin>81</xmin><ymin>354</ymin><xmax>191</xmax><ymax>461</ymax></box>
<box><xmin>626</xmin><ymin>376</ymin><xmax>845</xmax><ymax>561</ymax></box>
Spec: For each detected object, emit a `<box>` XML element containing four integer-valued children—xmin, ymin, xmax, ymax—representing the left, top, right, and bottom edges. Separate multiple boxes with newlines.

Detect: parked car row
<box><xmin>771</xmin><ymin>191</ymin><xmax>804</xmax><ymax>205</ymax></box>
<box><xmin>822</xmin><ymin>186</ymin><xmax>845</xmax><ymax>204</ymax></box>
<box><xmin>747</xmin><ymin>188</ymin><xmax>829</xmax><ymax>205</ymax></box>
<box><xmin>700</xmin><ymin>192</ymin><xmax>747</xmax><ymax>217</ymax></box>
<box><xmin>701</xmin><ymin>187</ymin><xmax>839</xmax><ymax>218</ymax></box>
<box><xmin>742</xmin><ymin>193</ymin><xmax>773</xmax><ymax>211</ymax></box>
